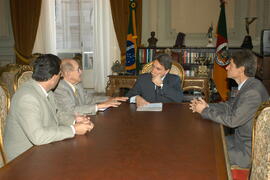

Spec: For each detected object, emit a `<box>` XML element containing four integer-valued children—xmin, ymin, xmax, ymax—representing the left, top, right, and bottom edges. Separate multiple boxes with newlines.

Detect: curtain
<box><xmin>10</xmin><ymin>0</ymin><xmax>42</xmax><ymax>64</ymax></box>
<box><xmin>93</xmin><ymin>0</ymin><xmax>121</xmax><ymax>92</ymax></box>
<box><xmin>110</xmin><ymin>0</ymin><xmax>142</xmax><ymax>64</ymax></box>
<box><xmin>33</xmin><ymin>0</ymin><xmax>57</xmax><ymax>55</ymax></box>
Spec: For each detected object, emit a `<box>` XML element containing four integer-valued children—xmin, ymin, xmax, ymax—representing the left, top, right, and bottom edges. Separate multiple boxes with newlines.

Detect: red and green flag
<box><xmin>125</xmin><ymin>0</ymin><xmax>137</xmax><ymax>74</ymax></box>
<box><xmin>214</xmin><ymin>0</ymin><xmax>229</xmax><ymax>101</ymax></box>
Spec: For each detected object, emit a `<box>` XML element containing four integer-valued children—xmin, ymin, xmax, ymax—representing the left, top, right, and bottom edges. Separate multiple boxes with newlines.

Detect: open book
<box><xmin>136</xmin><ymin>103</ymin><xmax>163</xmax><ymax>112</ymax></box>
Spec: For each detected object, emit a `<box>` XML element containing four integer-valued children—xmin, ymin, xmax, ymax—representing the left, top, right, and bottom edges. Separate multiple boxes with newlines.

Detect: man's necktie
<box><xmin>156</xmin><ymin>86</ymin><xmax>161</xmax><ymax>95</ymax></box>
<box><xmin>74</xmin><ymin>88</ymin><xmax>78</xmax><ymax>97</ymax></box>
<box><xmin>74</xmin><ymin>87</ymin><xmax>81</xmax><ymax>104</ymax></box>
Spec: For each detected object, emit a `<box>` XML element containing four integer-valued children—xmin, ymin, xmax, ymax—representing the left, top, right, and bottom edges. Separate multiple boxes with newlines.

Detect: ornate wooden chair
<box><xmin>250</xmin><ymin>101</ymin><xmax>270</xmax><ymax>180</ymax></box>
<box><xmin>0</xmin><ymin>64</ymin><xmax>22</xmax><ymax>96</ymax></box>
<box><xmin>13</xmin><ymin>65</ymin><xmax>33</xmax><ymax>92</ymax></box>
<box><xmin>0</xmin><ymin>83</ymin><xmax>10</xmax><ymax>166</ymax></box>
<box><xmin>229</xmin><ymin>101</ymin><xmax>270</xmax><ymax>180</ymax></box>
<box><xmin>141</xmin><ymin>61</ymin><xmax>185</xmax><ymax>87</ymax></box>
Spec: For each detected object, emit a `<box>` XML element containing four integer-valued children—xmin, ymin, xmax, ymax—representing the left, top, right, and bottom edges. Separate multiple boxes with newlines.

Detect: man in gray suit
<box><xmin>54</xmin><ymin>59</ymin><xmax>128</xmax><ymax>116</ymax></box>
<box><xmin>189</xmin><ymin>49</ymin><xmax>269</xmax><ymax>168</ymax></box>
<box><xmin>3</xmin><ymin>54</ymin><xmax>94</xmax><ymax>163</ymax></box>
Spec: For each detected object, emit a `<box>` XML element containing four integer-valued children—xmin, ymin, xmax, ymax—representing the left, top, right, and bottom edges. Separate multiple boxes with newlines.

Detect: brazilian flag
<box><xmin>126</xmin><ymin>0</ymin><xmax>137</xmax><ymax>74</ymax></box>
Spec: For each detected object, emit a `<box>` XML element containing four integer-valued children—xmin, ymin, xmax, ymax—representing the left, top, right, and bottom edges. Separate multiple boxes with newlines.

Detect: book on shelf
<box><xmin>137</xmin><ymin>47</ymin><xmax>216</xmax><ymax>65</ymax></box>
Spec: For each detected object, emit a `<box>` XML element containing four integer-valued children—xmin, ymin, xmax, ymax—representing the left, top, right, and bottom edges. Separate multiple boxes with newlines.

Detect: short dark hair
<box><xmin>32</xmin><ymin>54</ymin><xmax>61</xmax><ymax>82</ymax></box>
<box><xmin>154</xmin><ymin>53</ymin><xmax>172</xmax><ymax>70</ymax></box>
<box><xmin>231</xmin><ymin>49</ymin><xmax>257</xmax><ymax>77</ymax></box>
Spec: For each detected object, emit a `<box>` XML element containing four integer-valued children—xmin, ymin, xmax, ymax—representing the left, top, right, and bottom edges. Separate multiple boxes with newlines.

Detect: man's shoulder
<box><xmin>55</xmin><ymin>79</ymin><xmax>70</xmax><ymax>91</ymax></box>
<box><xmin>12</xmin><ymin>81</ymin><xmax>41</xmax><ymax>102</ymax></box>
<box><xmin>139</xmin><ymin>73</ymin><xmax>151</xmax><ymax>77</ymax></box>
<box><xmin>165</xmin><ymin>73</ymin><xmax>180</xmax><ymax>81</ymax></box>
<box><xmin>15</xmin><ymin>80</ymin><xmax>37</xmax><ymax>95</ymax></box>
<box><xmin>138</xmin><ymin>73</ymin><xmax>151</xmax><ymax>80</ymax></box>
<box><xmin>245</xmin><ymin>78</ymin><xmax>266</xmax><ymax>90</ymax></box>
<box><xmin>167</xmin><ymin>73</ymin><xmax>179</xmax><ymax>78</ymax></box>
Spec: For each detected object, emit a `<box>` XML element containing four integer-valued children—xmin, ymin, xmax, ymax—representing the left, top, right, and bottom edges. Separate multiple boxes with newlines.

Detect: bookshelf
<box><xmin>137</xmin><ymin>47</ymin><xmax>216</xmax><ymax>77</ymax></box>
<box><xmin>137</xmin><ymin>47</ymin><xmax>242</xmax><ymax>77</ymax></box>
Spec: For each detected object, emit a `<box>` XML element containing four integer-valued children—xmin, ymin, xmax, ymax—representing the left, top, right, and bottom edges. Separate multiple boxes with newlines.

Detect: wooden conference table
<box><xmin>0</xmin><ymin>103</ymin><xmax>229</xmax><ymax>180</ymax></box>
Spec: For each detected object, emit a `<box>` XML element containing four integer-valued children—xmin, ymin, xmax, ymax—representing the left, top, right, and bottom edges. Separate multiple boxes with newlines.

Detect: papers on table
<box><xmin>98</xmin><ymin>107</ymin><xmax>108</xmax><ymax>112</ymax></box>
<box><xmin>136</xmin><ymin>103</ymin><xmax>163</xmax><ymax>112</ymax></box>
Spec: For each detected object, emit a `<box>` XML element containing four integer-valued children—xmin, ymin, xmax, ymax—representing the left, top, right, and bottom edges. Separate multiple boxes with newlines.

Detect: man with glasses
<box><xmin>189</xmin><ymin>49</ymin><xmax>269</xmax><ymax>168</ymax></box>
<box><xmin>54</xmin><ymin>59</ymin><xmax>128</xmax><ymax>116</ymax></box>
<box><xmin>3</xmin><ymin>54</ymin><xmax>93</xmax><ymax>163</ymax></box>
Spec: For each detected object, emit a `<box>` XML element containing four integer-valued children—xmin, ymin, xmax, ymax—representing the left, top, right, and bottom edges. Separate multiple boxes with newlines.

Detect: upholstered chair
<box><xmin>0</xmin><ymin>83</ymin><xmax>10</xmax><ymax>166</ymax></box>
<box><xmin>13</xmin><ymin>65</ymin><xmax>33</xmax><ymax>92</ymax></box>
<box><xmin>0</xmin><ymin>64</ymin><xmax>22</xmax><ymax>96</ymax></box>
<box><xmin>250</xmin><ymin>101</ymin><xmax>270</xmax><ymax>180</ymax></box>
<box><xmin>141</xmin><ymin>61</ymin><xmax>185</xmax><ymax>87</ymax></box>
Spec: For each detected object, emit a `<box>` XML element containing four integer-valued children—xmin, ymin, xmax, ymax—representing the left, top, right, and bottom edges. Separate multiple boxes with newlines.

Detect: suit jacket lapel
<box><xmin>238</xmin><ymin>78</ymin><xmax>253</xmax><ymax>95</ymax></box>
<box><xmin>62</xmin><ymin>80</ymin><xmax>81</xmax><ymax>105</ymax></box>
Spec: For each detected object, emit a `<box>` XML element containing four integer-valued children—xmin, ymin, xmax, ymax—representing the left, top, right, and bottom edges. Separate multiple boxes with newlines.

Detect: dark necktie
<box><xmin>156</xmin><ymin>86</ymin><xmax>161</xmax><ymax>95</ymax></box>
<box><xmin>155</xmin><ymin>86</ymin><xmax>162</xmax><ymax>102</ymax></box>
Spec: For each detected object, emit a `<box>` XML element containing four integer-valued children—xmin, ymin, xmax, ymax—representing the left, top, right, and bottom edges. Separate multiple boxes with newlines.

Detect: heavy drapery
<box><xmin>10</xmin><ymin>0</ymin><xmax>42</xmax><ymax>64</ymax></box>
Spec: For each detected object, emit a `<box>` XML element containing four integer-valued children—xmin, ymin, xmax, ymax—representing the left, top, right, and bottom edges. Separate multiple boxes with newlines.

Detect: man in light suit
<box><xmin>3</xmin><ymin>54</ymin><xmax>94</xmax><ymax>163</ymax></box>
<box><xmin>126</xmin><ymin>53</ymin><xmax>183</xmax><ymax>107</ymax></box>
<box><xmin>54</xmin><ymin>59</ymin><xmax>128</xmax><ymax>116</ymax></box>
<box><xmin>190</xmin><ymin>49</ymin><xmax>269</xmax><ymax>168</ymax></box>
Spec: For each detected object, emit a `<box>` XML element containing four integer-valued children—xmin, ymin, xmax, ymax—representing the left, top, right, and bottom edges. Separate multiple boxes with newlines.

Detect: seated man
<box><xmin>54</xmin><ymin>59</ymin><xmax>128</xmax><ymax>115</ymax></box>
<box><xmin>126</xmin><ymin>53</ymin><xmax>183</xmax><ymax>107</ymax></box>
<box><xmin>3</xmin><ymin>54</ymin><xmax>93</xmax><ymax>163</ymax></box>
<box><xmin>189</xmin><ymin>49</ymin><xmax>269</xmax><ymax>168</ymax></box>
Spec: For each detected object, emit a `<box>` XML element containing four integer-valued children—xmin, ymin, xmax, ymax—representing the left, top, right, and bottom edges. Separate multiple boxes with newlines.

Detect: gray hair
<box><xmin>61</xmin><ymin>59</ymin><xmax>76</xmax><ymax>72</ymax></box>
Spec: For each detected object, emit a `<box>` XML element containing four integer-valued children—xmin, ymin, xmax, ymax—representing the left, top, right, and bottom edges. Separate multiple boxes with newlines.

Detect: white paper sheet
<box><xmin>136</xmin><ymin>103</ymin><xmax>163</xmax><ymax>112</ymax></box>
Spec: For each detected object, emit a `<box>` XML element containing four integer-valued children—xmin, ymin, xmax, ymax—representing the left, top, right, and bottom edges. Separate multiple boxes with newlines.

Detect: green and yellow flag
<box><xmin>125</xmin><ymin>0</ymin><xmax>137</xmax><ymax>74</ymax></box>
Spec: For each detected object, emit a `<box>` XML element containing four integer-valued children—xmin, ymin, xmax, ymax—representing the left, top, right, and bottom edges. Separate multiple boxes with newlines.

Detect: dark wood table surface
<box><xmin>0</xmin><ymin>103</ymin><xmax>228</xmax><ymax>180</ymax></box>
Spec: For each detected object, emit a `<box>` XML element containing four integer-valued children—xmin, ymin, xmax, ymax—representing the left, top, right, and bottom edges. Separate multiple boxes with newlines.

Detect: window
<box><xmin>55</xmin><ymin>0</ymin><xmax>94</xmax><ymax>70</ymax></box>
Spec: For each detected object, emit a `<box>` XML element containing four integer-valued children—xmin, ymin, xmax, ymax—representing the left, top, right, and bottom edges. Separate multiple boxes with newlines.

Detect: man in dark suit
<box><xmin>126</xmin><ymin>53</ymin><xmax>183</xmax><ymax>107</ymax></box>
<box><xmin>190</xmin><ymin>49</ymin><xmax>269</xmax><ymax>168</ymax></box>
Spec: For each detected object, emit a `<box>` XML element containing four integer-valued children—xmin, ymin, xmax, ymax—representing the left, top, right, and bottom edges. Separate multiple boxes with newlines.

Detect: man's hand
<box><xmin>110</xmin><ymin>96</ymin><xmax>129</xmax><ymax>102</ymax></box>
<box><xmin>151</xmin><ymin>74</ymin><xmax>163</xmax><ymax>87</ymax></box>
<box><xmin>97</xmin><ymin>99</ymin><xmax>121</xmax><ymax>109</ymax></box>
<box><xmin>189</xmin><ymin>97</ymin><xmax>208</xmax><ymax>114</ymax></box>
<box><xmin>136</xmin><ymin>95</ymin><xmax>150</xmax><ymax>107</ymax></box>
<box><xmin>75</xmin><ymin>114</ymin><xmax>90</xmax><ymax>124</ymax></box>
<box><xmin>74</xmin><ymin>121</ymin><xmax>94</xmax><ymax>135</ymax></box>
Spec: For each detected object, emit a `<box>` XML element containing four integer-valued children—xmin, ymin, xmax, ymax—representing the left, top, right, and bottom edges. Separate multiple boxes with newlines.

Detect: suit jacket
<box><xmin>54</xmin><ymin>79</ymin><xmax>108</xmax><ymax>115</ymax></box>
<box><xmin>201</xmin><ymin>77</ymin><xmax>269</xmax><ymax>167</ymax></box>
<box><xmin>126</xmin><ymin>73</ymin><xmax>183</xmax><ymax>103</ymax></box>
<box><xmin>3</xmin><ymin>80</ymin><xmax>74</xmax><ymax>163</ymax></box>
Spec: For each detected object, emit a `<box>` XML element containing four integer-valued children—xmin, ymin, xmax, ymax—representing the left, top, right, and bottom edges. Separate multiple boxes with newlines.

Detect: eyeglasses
<box><xmin>71</xmin><ymin>68</ymin><xmax>81</xmax><ymax>72</ymax></box>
